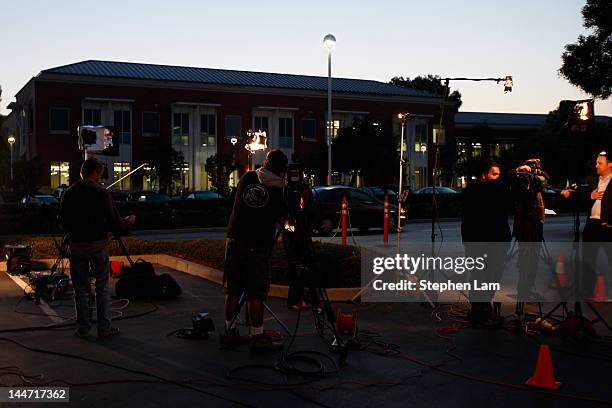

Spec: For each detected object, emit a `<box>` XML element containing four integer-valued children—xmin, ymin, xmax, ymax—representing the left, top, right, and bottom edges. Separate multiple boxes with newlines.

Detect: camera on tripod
<box><xmin>513</xmin><ymin>158</ymin><xmax>550</xmax><ymax>193</ymax></box>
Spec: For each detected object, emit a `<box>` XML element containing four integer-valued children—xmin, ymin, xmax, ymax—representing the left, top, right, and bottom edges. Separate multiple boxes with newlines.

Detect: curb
<box><xmin>1</xmin><ymin>255</ymin><xmax>361</xmax><ymax>302</ymax></box>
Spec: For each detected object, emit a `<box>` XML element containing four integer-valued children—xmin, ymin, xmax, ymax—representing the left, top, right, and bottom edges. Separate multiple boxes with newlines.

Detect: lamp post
<box><xmin>323</xmin><ymin>34</ymin><xmax>336</xmax><ymax>185</ymax></box>
<box><xmin>396</xmin><ymin>113</ymin><xmax>409</xmax><ymax>249</ymax></box>
<box><xmin>7</xmin><ymin>135</ymin><xmax>16</xmax><ymax>182</ymax></box>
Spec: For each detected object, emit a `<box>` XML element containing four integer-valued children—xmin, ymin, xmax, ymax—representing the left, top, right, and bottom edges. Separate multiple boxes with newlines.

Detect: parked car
<box><xmin>129</xmin><ymin>191</ymin><xmax>171</xmax><ymax>202</ymax></box>
<box><xmin>413</xmin><ymin>186</ymin><xmax>459</xmax><ymax>194</ymax></box>
<box><xmin>52</xmin><ymin>185</ymin><xmax>69</xmax><ymax>200</ymax></box>
<box><xmin>360</xmin><ymin>186</ymin><xmax>398</xmax><ymax>203</ymax></box>
<box><xmin>184</xmin><ymin>190</ymin><xmax>224</xmax><ymax>201</ymax></box>
<box><xmin>110</xmin><ymin>191</ymin><xmax>130</xmax><ymax>202</ymax></box>
<box><xmin>311</xmin><ymin>185</ymin><xmax>402</xmax><ymax>235</ymax></box>
<box><xmin>21</xmin><ymin>195</ymin><xmax>59</xmax><ymax>206</ymax></box>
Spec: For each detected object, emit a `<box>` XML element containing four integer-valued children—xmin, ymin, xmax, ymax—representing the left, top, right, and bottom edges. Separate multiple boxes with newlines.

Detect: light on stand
<box><xmin>504</xmin><ymin>75</ymin><xmax>513</xmax><ymax>93</ymax></box>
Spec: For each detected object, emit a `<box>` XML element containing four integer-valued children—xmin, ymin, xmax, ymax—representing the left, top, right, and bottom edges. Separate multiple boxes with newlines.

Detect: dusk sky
<box><xmin>2</xmin><ymin>0</ymin><xmax>610</xmax><ymax>116</ymax></box>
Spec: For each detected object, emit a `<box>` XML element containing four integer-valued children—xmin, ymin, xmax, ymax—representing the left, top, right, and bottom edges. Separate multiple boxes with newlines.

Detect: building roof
<box><xmin>455</xmin><ymin>112</ymin><xmax>547</xmax><ymax>128</ymax></box>
<box><xmin>41</xmin><ymin>60</ymin><xmax>437</xmax><ymax>99</ymax></box>
<box><xmin>456</xmin><ymin>111</ymin><xmax>612</xmax><ymax>129</ymax></box>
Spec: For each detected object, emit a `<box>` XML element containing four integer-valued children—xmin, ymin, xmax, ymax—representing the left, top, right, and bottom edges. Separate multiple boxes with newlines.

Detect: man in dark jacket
<box><xmin>461</xmin><ymin>160</ymin><xmax>511</xmax><ymax>323</ymax></box>
<box><xmin>581</xmin><ymin>151</ymin><xmax>612</xmax><ymax>297</ymax></box>
<box><xmin>61</xmin><ymin>158</ymin><xmax>135</xmax><ymax>338</ymax></box>
<box><xmin>222</xmin><ymin>149</ymin><xmax>288</xmax><ymax>350</ymax></box>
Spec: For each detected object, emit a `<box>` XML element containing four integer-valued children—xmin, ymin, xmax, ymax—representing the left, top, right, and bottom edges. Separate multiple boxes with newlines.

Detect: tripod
<box><xmin>225</xmin><ymin>292</ymin><xmax>291</xmax><ymax>336</ymax></box>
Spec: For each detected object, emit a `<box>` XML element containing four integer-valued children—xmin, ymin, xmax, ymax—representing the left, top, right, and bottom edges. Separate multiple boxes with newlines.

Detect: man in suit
<box><xmin>581</xmin><ymin>151</ymin><xmax>612</xmax><ymax>298</ymax></box>
<box><xmin>461</xmin><ymin>160</ymin><xmax>511</xmax><ymax>323</ymax></box>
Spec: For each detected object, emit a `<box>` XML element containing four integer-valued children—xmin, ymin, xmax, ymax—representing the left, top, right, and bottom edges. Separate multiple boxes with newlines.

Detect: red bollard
<box><xmin>383</xmin><ymin>195</ymin><xmax>389</xmax><ymax>245</ymax></box>
<box><xmin>342</xmin><ymin>196</ymin><xmax>347</xmax><ymax>246</ymax></box>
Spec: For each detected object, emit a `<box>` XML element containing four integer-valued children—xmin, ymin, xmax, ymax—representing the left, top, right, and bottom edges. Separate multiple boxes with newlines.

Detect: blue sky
<box><xmin>2</xmin><ymin>0</ymin><xmax>610</xmax><ymax>116</ymax></box>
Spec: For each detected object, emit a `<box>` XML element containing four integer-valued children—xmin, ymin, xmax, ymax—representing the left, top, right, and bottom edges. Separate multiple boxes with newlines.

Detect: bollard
<box><xmin>383</xmin><ymin>195</ymin><xmax>389</xmax><ymax>245</ymax></box>
<box><xmin>342</xmin><ymin>196</ymin><xmax>347</xmax><ymax>246</ymax></box>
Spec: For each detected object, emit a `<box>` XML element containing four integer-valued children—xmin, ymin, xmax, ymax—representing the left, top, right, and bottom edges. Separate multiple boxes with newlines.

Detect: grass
<box><xmin>1</xmin><ymin>236</ymin><xmax>362</xmax><ymax>288</ymax></box>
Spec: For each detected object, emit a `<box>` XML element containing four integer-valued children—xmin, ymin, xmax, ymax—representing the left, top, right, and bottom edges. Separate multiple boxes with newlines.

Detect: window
<box><xmin>200</xmin><ymin>114</ymin><xmax>216</xmax><ymax>146</ymax></box>
<box><xmin>347</xmin><ymin>190</ymin><xmax>375</xmax><ymax>205</ymax></box>
<box><xmin>172</xmin><ymin>162</ymin><xmax>190</xmax><ymax>194</ymax></box>
<box><xmin>200</xmin><ymin>164</ymin><xmax>210</xmax><ymax>190</ymax></box>
<box><xmin>83</xmin><ymin>108</ymin><xmax>102</xmax><ymax>126</ymax></box>
<box><xmin>433</xmin><ymin>125</ymin><xmax>445</xmax><ymax>145</ymax></box>
<box><xmin>142</xmin><ymin>165</ymin><xmax>157</xmax><ymax>191</ymax></box>
<box><xmin>114</xmin><ymin>110</ymin><xmax>131</xmax><ymax>144</ymax></box>
<box><xmin>254</xmin><ymin>116</ymin><xmax>269</xmax><ymax>133</ymax></box>
<box><xmin>113</xmin><ymin>162</ymin><xmax>131</xmax><ymax>191</ymax></box>
<box><xmin>415</xmin><ymin>124</ymin><xmax>428</xmax><ymax>152</ymax></box>
<box><xmin>142</xmin><ymin>112</ymin><xmax>160</xmax><ymax>137</ymax></box>
<box><xmin>50</xmin><ymin>161</ymin><xmax>69</xmax><ymax>188</ymax></box>
<box><xmin>301</xmin><ymin>119</ymin><xmax>316</xmax><ymax>141</ymax></box>
<box><xmin>225</xmin><ymin>115</ymin><xmax>241</xmax><ymax>139</ymax></box>
<box><xmin>279</xmin><ymin>117</ymin><xmax>293</xmax><ymax>148</ymax></box>
<box><xmin>49</xmin><ymin>108</ymin><xmax>70</xmax><ymax>133</ymax></box>
<box><xmin>471</xmin><ymin>142</ymin><xmax>482</xmax><ymax>159</ymax></box>
<box><xmin>173</xmin><ymin>113</ymin><xmax>189</xmax><ymax>146</ymax></box>
<box><xmin>326</xmin><ymin>119</ymin><xmax>340</xmax><ymax>140</ymax></box>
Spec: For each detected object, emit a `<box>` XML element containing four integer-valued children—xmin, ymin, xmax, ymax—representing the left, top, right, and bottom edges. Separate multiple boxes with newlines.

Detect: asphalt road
<box><xmin>132</xmin><ymin>215</ymin><xmax>579</xmax><ymax>248</ymax></box>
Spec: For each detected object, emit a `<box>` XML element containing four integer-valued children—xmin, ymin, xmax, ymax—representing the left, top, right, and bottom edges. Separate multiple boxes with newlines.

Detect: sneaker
<box><xmin>98</xmin><ymin>326</ymin><xmax>120</xmax><ymax>338</ymax></box>
<box><xmin>75</xmin><ymin>327</ymin><xmax>90</xmax><ymax>339</ymax></box>
<box><xmin>250</xmin><ymin>333</ymin><xmax>283</xmax><ymax>352</ymax></box>
<box><xmin>220</xmin><ymin>327</ymin><xmax>245</xmax><ymax>346</ymax></box>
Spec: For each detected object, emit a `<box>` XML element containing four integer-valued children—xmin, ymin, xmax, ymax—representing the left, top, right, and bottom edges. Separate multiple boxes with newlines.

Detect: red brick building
<box><xmin>4</xmin><ymin>60</ymin><xmax>455</xmax><ymax>193</ymax></box>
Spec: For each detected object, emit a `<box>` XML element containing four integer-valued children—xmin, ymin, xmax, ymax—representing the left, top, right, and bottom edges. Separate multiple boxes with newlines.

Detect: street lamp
<box><xmin>323</xmin><ymin>33</ymin><xmax>336</xmax><ymax>185</ymax></box>
<box><xmin>7</xmin><ymin>135</ymin><xmax>16</xmax><ymax>182</ymax></box>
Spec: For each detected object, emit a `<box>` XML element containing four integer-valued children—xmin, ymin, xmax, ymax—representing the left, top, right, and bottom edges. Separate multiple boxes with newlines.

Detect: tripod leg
<box><xmin>225</xmin><ymin>293</ymin><xmax>247</xmax><ymax>333</ymax></box>
<box><xmin>263</xmin><ymin>302</ymin><xmax>291</xmax><ymax>335</ymax></box>
<box><xmin>585</xmin><ymin>302</ymin><xmax>612</xmax><ymax>335</ymax></box>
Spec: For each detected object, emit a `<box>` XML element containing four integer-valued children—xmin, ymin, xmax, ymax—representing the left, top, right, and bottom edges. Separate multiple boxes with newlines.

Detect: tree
<box><xmin>390</xmin><ymin>75</ymin><xmax>462</xmax><ymax>109</ymax></box>
<box><xmin>204</xmin><ymin>153</ymin><xmax>239</xmax><ymax>197</ymax></box>
<box><xmin>11</xmin><ymin>155</ymin><xmax>44</xmax><ymax>198</ymax></box>
<box><xmin>333</xmin><ymin>118</ymin><xmax>398</xmax><ymax>186</ymax></box>
<box><xmin>560</xmin><ymin>0</ymin><xmax>612</xmax><ymax>99</ymax></box>
<box><xmin>144</xmin><ymin>145</ymin><xmax>184</xmax><ymax>194</ymax></box>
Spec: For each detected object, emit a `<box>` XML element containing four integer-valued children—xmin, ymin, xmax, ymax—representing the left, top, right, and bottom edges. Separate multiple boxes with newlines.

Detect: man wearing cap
<box><xmin>222</xmin><ymin>149</ymin><xmax>288</xmax><ymax>351</ymax></box>
<box><xmin>60</xmin><ymin>158</ymin><xmax>136</xmax><ymax>339</ymax></box>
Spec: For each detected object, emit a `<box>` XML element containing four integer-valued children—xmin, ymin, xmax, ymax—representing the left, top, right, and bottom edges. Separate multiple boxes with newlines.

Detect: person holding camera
<box><xmin>222</xmin><ymin>149</ymin><xmax>288</xmax><ymax>351</ymax></box>
<box><xmin>509</xmin><ymin>159</ymin><xmax>549</xmax><ymax>300</ymax></box>
<box><xmin>60</xmin><ymin>158</ymin><xmax>136</xmax><ymax>339</ymax></box>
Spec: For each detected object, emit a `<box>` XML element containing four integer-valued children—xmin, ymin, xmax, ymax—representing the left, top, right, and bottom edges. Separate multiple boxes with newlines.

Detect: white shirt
<box><xmin>590</xmin><ymin>174</ymin><xmax>612</xmax><ymax>219</ymax></box>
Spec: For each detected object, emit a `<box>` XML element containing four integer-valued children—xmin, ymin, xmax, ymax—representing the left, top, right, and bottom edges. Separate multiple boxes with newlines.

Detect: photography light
<box><xmin>78</xmin><ymin>125</ymin><xmax>118</xmax><ymax>155</ymax></box>
<box><xmin>575</xmin><ymin>101</ymin><xmax>591</xmax><ymax>121</ymax></box>
<box><xmin>245</xmin><ymin>129</ymin><xmax>267</xmax><ymax>153</ymax></box>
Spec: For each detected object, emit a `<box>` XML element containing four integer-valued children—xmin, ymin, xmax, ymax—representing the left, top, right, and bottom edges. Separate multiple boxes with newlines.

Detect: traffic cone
<box><xmin>551</xmin><ymin>256</ymin><xmax>568</xmax><ymax>289</ymax></box>
<box><xmin>591</xmin><ymin>276</ymin><xmax>609</xmax><ymax>302</ymax></box>
<box><xmin>525</xmin><ymin>344</ymin><xmax>561</xmax><ymax>389</ymax></box>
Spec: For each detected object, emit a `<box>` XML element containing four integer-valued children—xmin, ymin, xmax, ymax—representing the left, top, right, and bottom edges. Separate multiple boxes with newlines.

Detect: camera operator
<box><xmin>461</xmin><ymin>160</ymin><xmax>511</xmax><ymax>323</ymax></box>
<box><xmin>222</xmin><ymin>149</ymin><xmax>288</xmax><ymax>351</ymax></box>
<box><xmin>60</xmin><ymin>158</ymin><xmax>136</xmax><ymax>339</ymax></box>
<box><xmin>509</xmin><ymin>158</ymin><xmax>548</xmax><ymax>300</ymax></box>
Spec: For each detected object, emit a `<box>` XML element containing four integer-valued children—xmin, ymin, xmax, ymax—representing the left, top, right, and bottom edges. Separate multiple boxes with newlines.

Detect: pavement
<box><xmin>2</xmin><ymin>265</ymin><xmax>612</xmax><ymax>407</ymax></box>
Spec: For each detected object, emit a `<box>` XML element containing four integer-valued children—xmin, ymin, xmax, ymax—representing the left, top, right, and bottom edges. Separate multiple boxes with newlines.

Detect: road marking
<box><xmin>5</xmin><ymin>273</ymin><xmax>66</xmax><ymax>324</ymax></box>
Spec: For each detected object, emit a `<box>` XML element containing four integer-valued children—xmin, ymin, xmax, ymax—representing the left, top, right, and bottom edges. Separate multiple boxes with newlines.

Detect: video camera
<box><xmin>513</xmin><ymin>158</ymin><xmax>550</xmax><ymax>193</ymax></box>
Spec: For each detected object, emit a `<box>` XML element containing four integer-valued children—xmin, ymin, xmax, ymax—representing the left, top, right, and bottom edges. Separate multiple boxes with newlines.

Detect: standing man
<box><xmin>581</xmin><ymin>151</ymin><xmax>612</xmax><ymax>298</ymax></box>
<box><xmin>60</xmin><ymin>158</ymin><xmax>135</xmax><ymax>339</ymax></box>
<box><xmin>461</xmin><ymin>160</ymin><xmax>511</xmax><ymax>323</ymax></box>
<box><xmin>222</xmin><ymin>149</ymin><xmax>288</xmax><ymax>351</ymax></box>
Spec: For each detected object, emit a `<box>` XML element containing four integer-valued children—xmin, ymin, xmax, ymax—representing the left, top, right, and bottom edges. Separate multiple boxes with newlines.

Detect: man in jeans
<box><xmin>222</xmin><ymin>149</ymin><xmax>287</xmax><ymax>351</ymax></box>
<box><xmin>60</xmin><ymin>158</ymin><xmax>135</xmax><ymax>338</ymax></box>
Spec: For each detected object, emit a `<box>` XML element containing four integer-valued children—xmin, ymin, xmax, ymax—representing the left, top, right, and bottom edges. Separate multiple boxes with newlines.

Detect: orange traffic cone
<box><xmin>551</xmin><ymin>256</ymin><xmax>568</xmax><ymax>289</ymax></box>
<box><xmin>591</xmin><ymin>276</ymin><xmax>609</xmax><ymax>302</ymax></box>
<box><xmin>525</xmin><ymin>344</ymin><xmax>561</xmax><ymax>389</ymax></box>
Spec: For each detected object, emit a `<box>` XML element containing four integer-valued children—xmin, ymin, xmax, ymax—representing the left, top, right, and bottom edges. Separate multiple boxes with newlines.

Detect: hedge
<box><xmin>0</xmin><ymin>237</ymin><xmax>361</xmax><ymax>288</ymax></box>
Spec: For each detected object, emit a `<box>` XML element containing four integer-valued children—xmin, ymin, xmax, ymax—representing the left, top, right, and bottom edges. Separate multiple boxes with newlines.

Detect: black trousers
<box><xmin>581</xmin><ymin>219</ymin><xmax>612</xmax><ymax>298</ymax></box>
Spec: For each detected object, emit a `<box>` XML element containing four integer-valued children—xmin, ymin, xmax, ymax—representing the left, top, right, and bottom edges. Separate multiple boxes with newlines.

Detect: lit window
<box><xmin>50</xmin><ymin>161</ymin><xmax>69</xmax><ymax>188</ymax></box>
<box><xmin>113</xmin><ymin>162</ymin><xmax>131</xmax><ymax>191</ymax></box>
